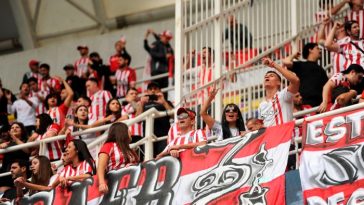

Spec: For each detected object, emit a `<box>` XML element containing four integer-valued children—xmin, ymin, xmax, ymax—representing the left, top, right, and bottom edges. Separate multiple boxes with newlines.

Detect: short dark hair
<box><xmin>89</xmin><ymin>52</ymin><xmax>100</xmax><ymax>58</ymax></box>
<box><xmin>19</xmin><ymin>82</ymin><xmax>28</xmax><ymax>90</ymax></box>
<box><xmin>39</xmin><ymin>63</ymin><xmax>50</xmax><ymax>70</ymax></box>
<box><xmin>126</xmin><ymin>87</ymin><xmax>138</xmax><ymax>95</ymax></box>
<box><xmin>87</xmin><ymin>77</ymin><xmax>99</xmax><ymax>85</ymax></box>
<box><xmin>77</xmin><ymin>95</ymin><xmax>92</xmax><ymax>105</ymax></box>
<box><xmin>342</xmin><ymin>64</ymin><xmax>364</xmax><ymax>74</ymax></box>
<box><xmin>27</xmin><ymin>77</ymin><xmax>38</xmax><ymax>84</ymax></box>
<box><xmin>11</xmin><ymin>159</ymin><xmax>29</xmax><ymax>170</ymax></box>
<box><xmin>118</xmin><ymin>53</ymin><xmax>132</xmax><ymax>65</ymax></box>
<box><xmin>302</xmin><ymin>43</ymin><xmax>318</xmax><ymax>59</ymax></box>
<box><xmin>344</xmin><ymin>20</ymin><xmax>359</xmax><ymax>36</ymax></box>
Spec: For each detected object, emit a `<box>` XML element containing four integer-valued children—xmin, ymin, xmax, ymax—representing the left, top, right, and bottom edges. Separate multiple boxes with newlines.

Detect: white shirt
<box><xmin>258</xmin><ymin>88</ymin><xmax>294</xmax><ymax>127</ymax></box>
<box><xmin>8</xmin><ymin>97</ymin><xmax>39</xmax><ymax>126</ymax></box>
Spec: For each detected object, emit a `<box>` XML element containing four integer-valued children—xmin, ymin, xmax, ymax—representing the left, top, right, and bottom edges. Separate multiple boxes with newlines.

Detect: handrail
<box><xmin>0</xmin><ymin>108</ymin><xmax>174</xmax><ymax>155</ymax></box>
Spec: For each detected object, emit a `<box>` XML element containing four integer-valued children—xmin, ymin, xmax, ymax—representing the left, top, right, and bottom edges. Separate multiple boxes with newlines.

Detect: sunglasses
<box><xmin>177</xmin><ymin>112</ymin><xmax>190</xmax><ymax>120</ymax></box>
<box><xmin>225</xmin><ymin>105</ymin><xmax>238</xmax><ymax>113</ymax></box>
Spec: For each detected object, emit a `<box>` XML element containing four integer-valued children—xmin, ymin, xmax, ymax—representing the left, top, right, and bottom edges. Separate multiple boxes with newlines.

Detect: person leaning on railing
<box><xmin>200</xmin><ymin>83</ymin><xmax>246</xmax><ymax>141</ymax></box>
<box><xmin>0</xmin><ymin>122</ymin><xmax>30</xmax><ymax>194</ymax></box>
<box><xmin>97</xmin><ymin>122</ymin><xmax>139</xmax><ymax>194</ymax></box>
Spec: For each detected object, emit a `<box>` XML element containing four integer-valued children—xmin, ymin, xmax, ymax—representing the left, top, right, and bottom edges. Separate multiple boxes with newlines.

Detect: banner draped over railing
<box><xmin>300</xmin><ymin>107</ymin><xmax>364</xmax><ymax>205</ymax></box>
<box><xmin>8</xmin><ymin>122</ymin><xmax>294</xmax><ymax>205</ymax></box>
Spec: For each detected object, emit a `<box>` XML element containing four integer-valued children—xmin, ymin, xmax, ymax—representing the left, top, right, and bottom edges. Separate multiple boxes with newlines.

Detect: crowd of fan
<box><xmin>1</xmin><ymin>0</ymin><xmax>364</xmax><ymax>202</ymax></box>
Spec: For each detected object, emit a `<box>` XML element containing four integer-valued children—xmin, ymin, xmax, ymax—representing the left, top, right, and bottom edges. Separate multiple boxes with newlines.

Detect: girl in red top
<box><xmin>97</xmin><ymin>122</ymin><xmax>139</xmax><ymax>194</ymax></box>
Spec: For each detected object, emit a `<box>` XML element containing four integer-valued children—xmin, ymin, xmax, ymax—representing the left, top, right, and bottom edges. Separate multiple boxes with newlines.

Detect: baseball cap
<box><xmin>342</xmin><ymin>64</ymin><xmax>364</xmax><ymax>74</ymax></box>
<box><xmin>28</xmin><ymin>59</ymin><xmax>39</xmax><ymax>67</ymax></box>
<box><xmin>160</xmin><ymin>30</ymin><xmax>173</xmax><ymax>41</ymax></box>
<box><xmin>177</xmin><ymin>107</ymin><xmax>196</xmax><ymax>119</ymax></box>
<box><xmin>77</xmin><ymin>45</ymin><xmax>89</xmax><ymax>50</ymax></box>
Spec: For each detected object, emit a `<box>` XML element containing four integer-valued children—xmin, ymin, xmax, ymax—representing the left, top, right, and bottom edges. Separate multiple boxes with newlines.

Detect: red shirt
<box><xmin>59</xmin><ymin>160</ymin><xmax>94</xmax><ymax>178</ymax></box>
<box><xmin>36</xmin><ymin>124</ymin><xmax>62</xmax><ymax>161</ymax></box>
<box><xmin>99</xmin><ymin>142</ymin><xmax>137</xmax><ymax>171</ymax></box>
<box><xmin>115</xmin><ymin>67</ymin><xmax>136</xmax><ymax>98</ymax></box>
<box><xmin>47</xmin><ymin>103</ymin><xmax>69</xmax><ymax>127</ymax></box>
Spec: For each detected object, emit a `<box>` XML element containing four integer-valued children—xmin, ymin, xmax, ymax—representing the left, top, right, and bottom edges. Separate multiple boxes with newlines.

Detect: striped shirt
<box><xmin>36</xmin><ymin>124</ymin><xmax>62</xmax><ymax>161</ymax></box>
<box><xmin>99</xmin><ymin>142</ymin><xmax>138</xmax><ymax>171</ymax></box>
<box><xmin>122</xmin><ymin>103</ymin><xmax>143</xmax><ymax>136</ymax></box>
<box><xmin>115</xmin><ymin>67</ymin><xmax>136</xmax><ymax>98</ymax></box>
<box><xmin>38</xmin><ymin>77</ymin><xmax>61</xmax><ymax>93</ymax></box>
<box><xmin>346</xmin><ymin>9</ymin><xmax>364</xmax><ymax>39</ymax></box>
<box><xmin>47</xmin><ymin>103</ymin><xmax>69</xmax><ymax>127</ymax></box>
<box><xmin>59</xmin><ymin>160</ymin><xmax>94</xmax><ymax>178</ymax></box>
<box><xmin>166</xmin><ymin>127</ymin><xmax>207</xmax><ymax>151</ymax></box>
<box><xmin>258</xmin><ymin>88</ymin><xmax>294</xmax><ymax>127</ymax></box>
<box><xmin>332</xmin><ymin>38</ymin><xmax>349</xmax><ymax>74</ymax></box>
<box><xmin>29</xmin><ymin>90</ymin><xmax>48</xmax><ymax>115</ymax></box>
<box><xmin>90</xmin><ymin>90</ymin><xmax>112</xmax><ymax>121</ymax></box>
<box><xmin>74</xmin><ymin>57</ymin><xmax>91</xmax><ymax>78</ymax></box>
<box><xmin>338</xmin><ymin>37</ymin><xmax>364</xmax><ymax>69</ymax></box>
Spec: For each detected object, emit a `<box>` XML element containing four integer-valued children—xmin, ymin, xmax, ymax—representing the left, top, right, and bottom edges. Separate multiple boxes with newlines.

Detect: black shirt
<box><xmin>143</xmin><ymin>100</ymin><xmax>173</xmax><ymax>137</ymax></box>
<box><xmin>290</xmin><ymin>61</ymin><xmax>328</xmax><ymax>107</ymax></box>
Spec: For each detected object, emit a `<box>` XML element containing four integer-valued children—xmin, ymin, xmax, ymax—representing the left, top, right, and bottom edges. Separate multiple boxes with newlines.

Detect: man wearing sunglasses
<box><xmin>319</xmin><ymin>64</ymin><xmax>364</xmax><ymax>112</ymax></box>
<box><xmin>258</xmin><ymin>57</ymin><xmax>300</xmax><ymax>127</ymax></box>
<box><xmin>156</xmin><ymin>107</ymin><xmax>207</xmax><ymax>159</ymax></box>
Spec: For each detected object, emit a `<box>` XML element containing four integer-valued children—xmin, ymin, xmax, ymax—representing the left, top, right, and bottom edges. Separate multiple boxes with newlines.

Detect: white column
<box><xmin>214</xmin><ymin>0</ymin><xmax>223</xmax><ymax>121</ymax></box>
<box><xmin>290</xmin><ymin>0</ymin><xmax>299</xmax><ymax>51</ymax></box>
<box><xmin>174</xmin><ymin>0</ymin><xmax>184</xmax><ymax>111</ymax></box>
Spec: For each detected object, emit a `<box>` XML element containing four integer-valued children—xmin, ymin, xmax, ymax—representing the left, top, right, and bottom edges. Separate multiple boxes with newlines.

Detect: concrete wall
<box><xmin>0</xmin><ymin>17</ymin><xmax>175</xmax><ymax>92</ymax></box>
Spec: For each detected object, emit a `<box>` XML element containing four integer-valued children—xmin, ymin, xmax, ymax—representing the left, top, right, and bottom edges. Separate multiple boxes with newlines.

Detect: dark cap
<box><xmin>342</xmin><ymin>64</ymin><xmax>364</xmax><ymax>74</ymax></box>
<box><xmin>177</xmin><ymin>107</ymin><xmax>196</xmax><ymax>118</ymax></box>
<box><xmin>63</xmin><ymin>64</ymin><xmax>74</xmax><ymax>71</ymax></box>
<box><xmin>147</xmin><ymin>81</ymin><xmax>160</xmax><ymax>90</ymax></box>
<box><xmin>77</xmin><ymin>45</ymin><xmax>88</xmax><ymax>50</ymax></box>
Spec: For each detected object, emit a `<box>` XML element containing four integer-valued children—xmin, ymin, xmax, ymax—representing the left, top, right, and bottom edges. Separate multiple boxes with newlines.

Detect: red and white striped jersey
<box><xmin>331</xmin><ymin>38</ymin><xmax>349</xmax><ymax>74</ymax></box>
<box><xmin>99</xmin><ymin>142</ymin><xmax>138</xmax><ymax>171</ymax></box>
<box><xmin>345</xmin><ymin>9</ymin><xmax>364</xmax><ymax>39</ymax></box>
<box><xmin>115</xmin><ymin>67</ymin><xmax>136</xmax><ymax>98</ymax></box>
<box><xmin>36</xmin><ymin>124</ymin><xmax>62</xmax><ymax>161</ymax></box>
<box><xmin>122</xmin><ymin>103</ymin><xmax>143</xmax><ymax>136</ymax></box>
<box><xmin>258</xmin><ymin>88</ymin><xmax>294</xmax><ymax>127</ymax></box>
<box><xmin>47</xmin><ymin>103</ymin><xmax>69</xmax><ymax>127</ymax></box>
<box><xmin>337</xmin><ymin>37</ymin><xmax>364</xmax><ymax>69</ymax></box>
<box><xmin>166</xmin><ymin>128</ymin><xmax>207</xmax><ymax>150</ymax></box>
<box><xmin>74</xmin><ymin>57</ymin><xmax>91</xmax><ymax>78</ymax></box>
<box><xmin>29</xmin><ymin>90</ymin><xmax>48</xmax><ymax>115</ymax></box>
<box><xmin>89</xmin><ymin>90</ymin><xmax>112</xmax><ymax>120</ymax></box>
<box><xmin>330</xmin><ymin>72</ymin><xmax>350</xmax><ymax>88</ymax></box>
<box><xmin>38</xmin><ymin>77</ymin><xmax>61</xmax><ymax>93</ymax></box>
<box><xmin>59</xmin><ymin>160</ymin><xmax>94</xmax><ymax>178</ymax></box>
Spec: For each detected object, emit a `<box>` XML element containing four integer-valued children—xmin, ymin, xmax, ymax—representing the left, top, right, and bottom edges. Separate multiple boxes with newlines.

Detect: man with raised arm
<box><xmin>258</xmin><ymin>57</ymin><xmax>300</xmax><ymax>127</ymax></box>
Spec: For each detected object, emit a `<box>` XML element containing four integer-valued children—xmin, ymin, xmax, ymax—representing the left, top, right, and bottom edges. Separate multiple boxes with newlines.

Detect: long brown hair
<box><xmin>30</xmin><ymin>156</ymin><xmax>53</xmax><ymax>196</ymax></box>
<box><xmin>105</xmin><ymin>122</ymin><xmax>139</xmax><ymax>164</ymax></box>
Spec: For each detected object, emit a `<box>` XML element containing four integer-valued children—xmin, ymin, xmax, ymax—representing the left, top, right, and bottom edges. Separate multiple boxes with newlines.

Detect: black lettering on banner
<box><xmin>98</xmin><ymin>165</ymin><xmax>141</xmax><ymax>205</ymax></box>
<box><xmin>133</xmin><ymin>157</ymin><xmax>181</xmax><ymax>205</ymax></box>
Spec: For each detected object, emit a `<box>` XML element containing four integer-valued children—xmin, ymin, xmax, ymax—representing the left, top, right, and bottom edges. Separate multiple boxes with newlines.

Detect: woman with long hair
<box><xmin>13</xmin><ymin>156</ymin><xmax>56</xmax><ymax>195</ymax></box>
<box><xmin>28</xmin><ymin>113</ymin><xmax>62</xmax><ymax>161</ymax></box>
<box><xmin>72</xmin><ymin>98</ymin><xmax>127</xmax><ymax>129</ymax></box>
<box><xmin>97</xmin><ymin>122</ymin><xmax>139</xmax><ymax>193</ymax></box>
<box><xmin>200</xmin><ymin>85</ymin><xmax>245</xmax><ymax>140</ymax></box>
<box><xmin>0</xmin><ymin>122</ymin><xmax>30</xmax><ymax>192</ymax></box>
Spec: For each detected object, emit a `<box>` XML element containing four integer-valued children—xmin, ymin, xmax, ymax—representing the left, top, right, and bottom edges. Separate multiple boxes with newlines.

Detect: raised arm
<box><xmin>330</xmin><ymin>0</ymin><xmax>350</xmax><ymax>16</ymax></box>
<box><xmin>55</xmin><ymin>76</ymin><xmax>74</xmax><ymax>108</ymax></box>
<box><xmin>199</xmin><ymin>84</ymin><xmax>219</xmax><ymax>129</ymax></box>
<box><xmin>282</xmin><ymin>52</ymin><xmax>300</xmax><ymax>68</ymax></box>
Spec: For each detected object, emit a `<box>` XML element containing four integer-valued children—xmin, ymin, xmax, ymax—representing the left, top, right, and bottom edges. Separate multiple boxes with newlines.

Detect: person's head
<box><xmin>221</xmin><ymin>104</ymin><xmax>245</xmax><ymax>138</ymax></box>
<box><xmin>65</xmin><ymin>139</ymin><xmax>95</xmax><ymax>174</ymax></box>
<box><xmin>61</xmin><ymin>152</ymin><xmax>71</xmax><ymax>166</ymax></box>
<box><xmin>77</xmin><ymin>45</ymin><xmax>89</xmax><ymax>56</ymax></box>
<box><xmin>228</xmin><ymin>15</ymin><xmax>236</xmax><ymax>26</ymax></box>
<box><xmin>160</xmin><ymin>30</ymin><xmax>173</xmax><ymax>44</ymax></box>
<box><xmin>342</xmin><ymin>64</ymin><xmax>364</xmax><ymax>85</ymax></box>
<box><xmin>10</xmin><ymin>159</ymin><xmax>28</xmax><ymax>179</ymax></box>
<box><xmin>89</xmin><ymin>52</ymin><xmax>102</xmax><ymax>64</ymax></box>
<box><xmin>0</xmin><ymin>125</ymin><xmax>10</xmax><ymax>141</ymax></box>
<box><xmin>10</xmin><ymin>122</ymin><xmax>27</xmax><ymax>141</ymax></box>
<box><xmin>118</xmin><ymin>53</ymin><xmax>131</xmax><ymax>68</ymax></box>
<box><xmin>293</xmin><ymin>92</ymin><xmax>303</xmax><ymax>106</ymax></box>
<box><xmin>176</xmin><ymin>107</ymin><xmax>196</xmax><ymax>131</ymax></box>
<box><xmin>30</xmin><ymin>156</ymin><xmax>52</xmax><ymax>192</ymax></box>
<box><xmin>36</xmin><ymin>113</ymin><xmax>53</xmax><ymax>135</ymax></box>
<box><xmin>106</xmin><ymin>98</ymin><xmax>122</xmax><ymax>116</ymax></box>
<box><xmin>76</xmin><ymin>96</ymin><xmax>92</xmax><ymax>107</ymax></box>
<box><xmin>45</xmin><ymin>93</ymin><xmax>61</xmax><ymax>110</ymax></box>
<box><xmin>246</xmin><ymin>118</ymin><xmax>264</xmax><ymax>132</ymax></box>
<box><xmin>85</xmin><ymin>78</ymin><xmax>99</xmax><ymax>94</ymax></box>
<box><xmin>19</xmin><ymin>82</ymin><xmax>30</xmax><ymax>96</ymax></box>
<box><xmin>63</xmin><ymin>64</ymin><xmax>75</xmax><ymax>77</ymax></box>
<box><xmin>60</xmin><ymin>87</ymin><xmax>68</xmax><ymax>101</ymax></box>
<box><xmin>106</xmin><ymin>122</ymin><xmax>138</xmax><ymax>164</ymax></box>
<box><xmin>335</xmin><ymin>22</ymin><xmax>346</xmax><ymax>39</ymax></box>
<box><xmin>28</xmin><ymin>60</ymin><xmax>39</xmax><ymax>73</ymax></box>
<box><xmin>146</xmin><ymin>81</ymin><xmax>161</xmax><ymax>95</ymax></box>
<box><xmin>39</xmin><ymin>63</ymin><xmax>50</xmax><ymax>77</ymax></box>
<box><xmin>202</xmin><ymin>47</ymin><xmax>213</xmax><ymax>66</ymax></box>
<box><xmin>114</xmin><ymin>41</ymin><xmax>123</xmax><ymax>53</ymax></box>
<box><xmin>349</xmin><ymin>0</ymin><xmax>364</xmax><ymax>10</ymax></box>
<box><xmin>125</xmin><ymin>88</ymin><xmax>139</xmax><ymax>102</ymax></box>
<box><xmin>27</xmin><ymin>77</ymin><xmax>39</xmax><ymax>92</ymax></box>
<box><xmin>345</xmin><ymin>20</ymin><xmax>360</xmax><ymax>39</ymax></box>
<box><xmin>263</xmin><ymin>71</ymin><xmax>281</xmax><ymax>89</ymax></box>
<box><xmin>302</xmin><ymin>43</ymin><xmax>321</xmax><ymax>60</ymax></box>
<box><xmin>74</xmin><ymin>105</ymin><xmax>89</xmax><ymax>124</ymax></box>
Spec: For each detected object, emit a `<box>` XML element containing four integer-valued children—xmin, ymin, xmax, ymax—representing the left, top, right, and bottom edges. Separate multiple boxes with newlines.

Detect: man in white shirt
<box><xmin>258</xmin><ymin>57</ymin><xmax>300</xmax><ymax>127</ymax></box>
<box><xmin>7</xmin><ymin>83</ymin><xmax>39</xmax><ymax>136</ymax></box>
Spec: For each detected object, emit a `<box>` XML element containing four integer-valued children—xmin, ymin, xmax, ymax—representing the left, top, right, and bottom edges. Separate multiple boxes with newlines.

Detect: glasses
<box><xmin>177</xmin><ymin>112</ymin><xmax>190</xmax><ymax>120</ymax></box>
<box><xmin>225</xmin><ymin>105</ymin><xmax>238</xmax><ymax>113</ymax></box>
